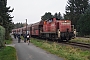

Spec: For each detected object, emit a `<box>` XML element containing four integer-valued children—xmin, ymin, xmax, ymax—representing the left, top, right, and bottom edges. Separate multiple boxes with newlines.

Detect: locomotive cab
<box><xmin>39</xmin><ymin>18</ymin><xmax>74</xmax><ymax>41</ymax></box>
<box><xmin>57</xmin><ymin>20</ymin><xmax>73</xmax><ymax>41</ymax></box>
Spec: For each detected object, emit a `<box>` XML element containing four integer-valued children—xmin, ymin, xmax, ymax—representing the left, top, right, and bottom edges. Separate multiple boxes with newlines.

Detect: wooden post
<box><xmin>26</xmin><ymin>19</ymin><xmax>27</xmax><ymax>34</ymax></box>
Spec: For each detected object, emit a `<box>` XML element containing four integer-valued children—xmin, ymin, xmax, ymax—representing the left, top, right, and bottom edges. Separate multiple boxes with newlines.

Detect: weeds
<box><xmin>31</xmin><ymin>38</ymin><xmax>90</xmax><ymax>60</ymax></box>
<box><xmin>70</xmin><ymin>37</ymin><xmax>90</xmax><ymax>44</ymax></box>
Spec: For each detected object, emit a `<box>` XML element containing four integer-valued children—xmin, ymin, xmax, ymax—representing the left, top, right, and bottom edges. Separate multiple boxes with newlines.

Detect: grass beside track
<box><xmin>31</xmin><ymin>38</ymin><xmax>90</xmax><ymax>60</ymax></box>
<box><xmin>0</xmin><ymin>46</ymin><xmax>17</xmax><ymax>60</ymax></box>
<box><xmin>70</xmin><ymin>37</ymin><xmax>90</xmax><ymax>44</ymax></box>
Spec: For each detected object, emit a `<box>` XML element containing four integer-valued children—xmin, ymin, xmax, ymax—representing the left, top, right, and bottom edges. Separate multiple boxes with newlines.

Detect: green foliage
<box><xmin>4</xmin><ymin>36</ymin><xmax>12</xmax><ymax>44</ymax></box>
<box><xmin>41</xmin><ymin>12</ymin><xmax>63</xmax><ymax>21</ymax></box>
<box><xmin>0</xmin><ymin>0</ymin><xmax>14</xmax><ymax>39</ymax></box>
<box><xmin>14</xmin><ymin>22</ymin><xmax>24</xmax><ymax>29</ymax></box>
<box><xmin>0</xmin><ymin>46</ymin><xmax>17</xmax><ymax>60</ymax></box>
<box><xmin>54</xmin><ymin>12</ymin><xmax>63</xmax><ymax>20</ymax></box>
<box><xmin>0</xmin><ymin>26</ymin><xmax>5</xmax><ymax>47</ymax></box>
<box><xmin>4</xmin><ymin>40</ymin><xmax>12</xmax><ymax>44</ymax></box>
<box><xmin>65</xmin><ymin>0</ymin><xmax>89</xmax><ymax>28</ymax></box>
<box><xmin>41</xmin><ymin>12</ymin><xmax>53</xmax><ymax>20</ymax></box>
<box><xmin>77</xmin><ymin>5</ymin><xmax>90</xmax><ymax>36</ymax></box>
<box><xmin>70</xmin><ymin>37</ymin><xmax>90</xmax><ymax>44</ymax></box>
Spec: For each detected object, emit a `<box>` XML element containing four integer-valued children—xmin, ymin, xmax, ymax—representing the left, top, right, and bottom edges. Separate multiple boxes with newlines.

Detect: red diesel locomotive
<box><xmin>12</xmin><ymin>18</ymin><xmax>75</xmax><ymax>41</ymax></box>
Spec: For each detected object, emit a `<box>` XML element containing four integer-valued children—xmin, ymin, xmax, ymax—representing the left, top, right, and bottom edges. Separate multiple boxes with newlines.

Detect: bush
<box><xmin>0</xmin><ymin>26</ymin><xmax>5</xmax><ymax>47</ymax></box>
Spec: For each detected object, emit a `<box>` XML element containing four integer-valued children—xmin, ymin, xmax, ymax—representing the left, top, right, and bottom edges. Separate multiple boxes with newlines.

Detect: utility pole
<box><xmin>26</xmin><ymin>19</ymin><xmax>27</xmax><ymax>35</ymax></box>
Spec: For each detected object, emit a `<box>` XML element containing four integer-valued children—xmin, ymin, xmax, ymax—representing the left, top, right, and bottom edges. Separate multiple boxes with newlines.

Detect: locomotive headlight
<box><xmin>65</xmin><ymin>21</ymin><xmax>66</xmax><ymax>22</ymax></box>
<box><xmin>59</xmin><ymin>31</ymin><xmax>60</xmax><ymax>33</ymax></box>
<box><xmin>58</xmin><ymin>30</ymin><xmax>60</xmax><ymax>33</ymax></box>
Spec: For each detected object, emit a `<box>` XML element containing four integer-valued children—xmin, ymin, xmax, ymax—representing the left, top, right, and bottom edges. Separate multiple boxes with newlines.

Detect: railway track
<box><xmin>61</xmin><ymin>42</ymin><xmax>90</xmax><ymax>49</ymax></box>
<box><xmin>32</xmin><ymin>38</ymin><xmax>90</xmax><ymax>50</ymax></box>
<box><xmin>47</xmin><ymin>39</ymin><xmax>90</xmax><ymax>50</ymax></box>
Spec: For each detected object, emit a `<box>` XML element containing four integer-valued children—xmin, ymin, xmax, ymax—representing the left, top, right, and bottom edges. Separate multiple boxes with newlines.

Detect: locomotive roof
<box><xmin>57</xmin><ymin>20</ymin><xmax>71</xmax><ymax>22</ymax></box>
<box><xmin>32</xmin><ymin>22</ymin><xmax>40</xmax><ymax>26</ymax></box>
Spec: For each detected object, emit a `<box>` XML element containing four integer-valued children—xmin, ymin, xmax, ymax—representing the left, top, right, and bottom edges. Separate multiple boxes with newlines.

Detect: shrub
<box><xmin>0</xmin><ymin>26</ymin><xmax>5</xmax><ymax>47</ymax></box>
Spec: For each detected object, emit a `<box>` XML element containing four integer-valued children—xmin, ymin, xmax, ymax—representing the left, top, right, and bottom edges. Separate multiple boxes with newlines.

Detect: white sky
<box><xmin>7</xmin><ymin>0</ymin><xmax>68</xmax><ymax>24</ymax></box>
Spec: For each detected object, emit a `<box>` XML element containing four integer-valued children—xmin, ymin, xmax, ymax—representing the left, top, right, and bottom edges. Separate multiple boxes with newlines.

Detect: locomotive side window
<box><xmin>48</xmin><ymin>19</ymin><xmax>52</xmax><ymax>22</ymax></box>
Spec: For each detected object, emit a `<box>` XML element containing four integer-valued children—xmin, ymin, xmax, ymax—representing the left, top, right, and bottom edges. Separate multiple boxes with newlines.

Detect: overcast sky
<box><xmin>7</xmin><ymin>0</ymin><xmax>68</xmax><ymax>24</ymax></box>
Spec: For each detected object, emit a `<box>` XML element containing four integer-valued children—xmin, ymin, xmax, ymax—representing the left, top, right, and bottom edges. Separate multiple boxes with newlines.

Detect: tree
<box><xmin>14</xmin><ymin>23</ymin><xmax>24</xmax><ymax>29</ymax></box>
<box><xmin>0</xmin><ymin>0</ymin><xmax>14</xmax><ymax>39</ymax></box>
<box><xmin>54</xmin><ymin>13</ymin><xmax>58</xmax><ymax>19</ymax></box>
<box><xmin>54</xmin><ymin>12</ymin><xmax>62</xmax><ymax>20</ymax></box>
<box><xmin>57</xmin><ymin>12</ymin><xmax>62</xmax><ymax>19</ymax></box>
<box><xmin>64</xmin><ymin>0</ymin><xmax>89</xmax><ymax>28</ymax></box>
<box><xmin>41</xmin><ymin>12</ymin><xmax>53</xmax><ymax>20</ymax></box>
<box><xmin>77</xmin><ymin>5</ymin><xmax>90</xmax><ymax>36</ymax></box>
